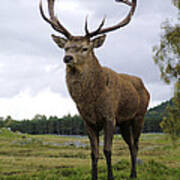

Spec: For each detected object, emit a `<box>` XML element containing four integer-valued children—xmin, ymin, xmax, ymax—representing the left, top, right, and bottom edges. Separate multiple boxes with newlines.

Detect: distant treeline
<box><xmin>0</xmin><ymin>99</ymin><xmax>171</xmax><ymax>135</ymax></box>
<box><xmin>0</xmin><ymin>115</ymin><xmax>86</xmax><ymax>135</ymax></box>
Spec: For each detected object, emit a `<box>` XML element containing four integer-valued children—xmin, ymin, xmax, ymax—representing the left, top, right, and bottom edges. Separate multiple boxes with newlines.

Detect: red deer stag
<box><xmin>39</xmin><ymin>0</ymin><xmax>150</xmax><ymax>179</ymax></box>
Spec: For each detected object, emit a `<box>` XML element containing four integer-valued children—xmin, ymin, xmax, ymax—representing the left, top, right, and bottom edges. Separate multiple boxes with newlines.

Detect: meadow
<box><xmin>0</xmin><ymin>128</ymin><xmax>180</xmax><ymax>180</ymax></box>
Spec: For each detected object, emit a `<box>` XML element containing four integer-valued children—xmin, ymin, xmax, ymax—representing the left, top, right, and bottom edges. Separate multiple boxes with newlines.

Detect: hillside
<box><xmin>143</xmin><ymin>99</ymin><xmax>172</xmax><ymax>132</ymax></box>
<box><xmin>147</xmin><ymin>99</ymin><xmax>172</xmax><ymax>114</ymax></box>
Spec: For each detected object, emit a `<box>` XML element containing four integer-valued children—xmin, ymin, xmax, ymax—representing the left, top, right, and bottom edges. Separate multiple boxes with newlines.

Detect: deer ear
<box><xmin>51</xmin><ymin>34</ymin><xmax>67</xmax><ymax>48</ymax></box>
<box><xmin>91</xmin><ymin>35</ymin><xmax>106</xmax><ymax>48</ymax></box>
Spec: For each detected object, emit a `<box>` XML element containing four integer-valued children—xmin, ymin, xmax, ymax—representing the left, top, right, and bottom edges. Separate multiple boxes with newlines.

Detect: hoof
<box><xmin>108</xmin><ymin>177</ymin><xmax>114</xmax><ymax>180</ymax></box>
<box><xmin>130</xmin><ymin>175</ymin><xmax>137</xmax><ymax>179</ymax></box>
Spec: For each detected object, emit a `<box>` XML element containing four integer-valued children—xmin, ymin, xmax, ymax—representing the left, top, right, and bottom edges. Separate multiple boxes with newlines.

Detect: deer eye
<box><xmin>82</xmin><ymin>47</ymin><xmax>88</xmax><ymax>52</ymax></box>
<box><xmin>65</xmin><ymin>47</ymin><xmax>70</xmax><ymax>51</ymax></box>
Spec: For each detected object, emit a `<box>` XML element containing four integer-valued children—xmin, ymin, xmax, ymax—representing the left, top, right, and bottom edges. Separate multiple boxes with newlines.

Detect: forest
<box><xmin>0</xmin><ymin>99</ymin><xmax>171</xmax><ymax>135</ymax></box>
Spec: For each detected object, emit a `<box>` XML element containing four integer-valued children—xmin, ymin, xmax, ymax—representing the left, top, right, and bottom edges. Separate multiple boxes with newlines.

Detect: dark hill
<box><xmin>143</xmin><ymin>99</ymin><xmax>172</xmax><ymax>132</ymax></box>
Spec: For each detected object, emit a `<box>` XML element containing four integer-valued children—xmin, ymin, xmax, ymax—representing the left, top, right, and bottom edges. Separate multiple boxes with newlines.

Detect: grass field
<box><xmin>0</xmin><ymin>128</ymin><xmax>180</xmax><ymax>180</ymax></box>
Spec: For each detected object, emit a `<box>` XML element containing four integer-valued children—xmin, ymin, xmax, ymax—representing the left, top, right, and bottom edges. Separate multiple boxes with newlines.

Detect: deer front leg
<box><xmin>104</xmin><ymin>120</ymin><xmax>115</xmax><ymax>180</ymax></box>
<box><xmin>87</xmin><ymin>125</ymin><xmax>99</xmax><ymax>180</ymax></box>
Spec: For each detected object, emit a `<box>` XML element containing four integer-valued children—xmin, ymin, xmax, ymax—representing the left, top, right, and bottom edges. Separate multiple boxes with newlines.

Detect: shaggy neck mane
<box><xmin>66</xmin><ymin>54</ymin><xmax>106</xmax><ymax>104</ymax></box>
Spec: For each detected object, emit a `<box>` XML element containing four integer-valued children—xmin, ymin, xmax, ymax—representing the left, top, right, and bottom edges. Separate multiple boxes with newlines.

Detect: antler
<box><xmin>39</xmin><ymin>0</ymin><xmax>72</xmax><ymax>39</ymax></box>
<box><xmin>85</xmin><ymin>0</ymin><xmax>137</xmax><ymax>38</ymax></box>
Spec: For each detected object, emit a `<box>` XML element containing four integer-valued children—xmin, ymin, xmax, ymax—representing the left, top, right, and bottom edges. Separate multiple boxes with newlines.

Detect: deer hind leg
<box><xmin>120</xmin><ymin>121</ymin><xmax>137</xmax><ymax>179</ymax></box>
<box><xmin>86</xmin><ymin>125</ymin><xmax>100</xmax><ymax>180</ymax></box>
<box><xmin>132</xmin><ymin>116</ymin><xmax>145</xmax><ymax>168</ymax></box>
<box><xmin>104</xmin><ymin>120</ymin><xmax>116</xmax><ymax>180</ymax></box>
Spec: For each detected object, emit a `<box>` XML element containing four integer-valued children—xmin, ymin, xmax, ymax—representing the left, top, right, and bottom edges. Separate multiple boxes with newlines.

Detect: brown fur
<box><xmin>40</xmin><ymin>0</ymin><xmax>149</xmax><ymax>179</ymax></box>
<box><xmin>52</xmin><ymin>36</ymin><xmax>150</xmax><ymax>180</ymax></box>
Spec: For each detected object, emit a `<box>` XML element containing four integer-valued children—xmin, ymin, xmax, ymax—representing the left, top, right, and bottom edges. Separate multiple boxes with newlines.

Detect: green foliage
<box><xmin>143</xmin><ymin>99</ymin><xmax>172</xmax><ymax>132</ymax></box>
<box><xmin>153</xmin><ymin>0</ymin><xmax>180</xmax><ymax>147</ymax></box>
<box><xmin>160</xmin><ymin>81</ymin><xmax>180</xmax><ymax>146</ymax></box>
<box><xmin>153</xmin><ymin>0</ymin><xmax>180</xmax><ymax>83</ymax></box>
<box><xmin>172</xmin><ymin>0</ymin><xmax>180</xmax><ymax>9</ymax></box>
<box><xmin>153</xmin><ymin>22</ymin><xmax>180</xmax><ymax>83</ymax></box>
<box><xmin>0</xmin><ymin>117</ymin><xmax>5</xmax><ymax>127</ymax></box>
<box><xmin>0</xmin><ymin>128</ymin><xmax>15</xmax><ymax>138</ymax></box>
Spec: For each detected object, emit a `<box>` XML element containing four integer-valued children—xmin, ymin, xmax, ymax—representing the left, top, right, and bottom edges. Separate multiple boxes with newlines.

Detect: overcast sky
<box><xmin>0</xmin><ymin>0</ymin><xmax>177</xmax><ymax>120</ymax></box>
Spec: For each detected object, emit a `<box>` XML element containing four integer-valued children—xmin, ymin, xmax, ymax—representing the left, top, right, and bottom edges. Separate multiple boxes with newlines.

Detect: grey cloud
<box><xmin>0</xmin><ymin>0</ymin><xmax>176</xmax><ymax>105</ymax></box>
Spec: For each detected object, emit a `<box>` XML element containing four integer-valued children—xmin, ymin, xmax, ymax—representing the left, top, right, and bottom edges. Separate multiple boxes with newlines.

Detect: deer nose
<box><xmin>63</xmin><ymin>55</ymin><xmax>73</xmax><ymax>64</ymax></box>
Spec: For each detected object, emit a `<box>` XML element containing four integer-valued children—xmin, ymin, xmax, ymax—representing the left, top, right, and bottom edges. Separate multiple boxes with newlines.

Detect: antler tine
<box><xmin>39</xmin><ymin>0</ymin><xmax>54</xmax><ymax>25</ymax></box>
<box><xmin>85</xmin><ymin>16</ymin><xmax>106</xmax><ymax>37</ymax></box>
<box><xmin>85</xmin><ymin>16</ymin><xmax>90</xmax><ymax>35</ymax></box>
<box><xmin>87</xmin><ymin>0</ymin><xmax>137</xmax><ymax>37</ymax></box>
<box><xmin>48</xmin><ymin>0</ymin><xmax>55</xmax><ymax>19</ymax></box>
<box><xmin>39</xmin><ymin>0</ymin><xmax>72</xmax><ymax>39</ymax></box>
<box><xmin>115</xmin><ymin>0</ymin><xmax>133</xmax><ymax>6</ymax></box>
<box><xmin>47</xmin><ymin>0</ymin><xmax>71</xmax><ymax>37</ymax></box>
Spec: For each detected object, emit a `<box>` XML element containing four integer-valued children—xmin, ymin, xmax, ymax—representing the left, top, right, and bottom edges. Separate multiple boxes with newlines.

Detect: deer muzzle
<box><xmin>63</xmin><ymin>55</ymin><xmax>74</xmax><ymax>64</ymax></box>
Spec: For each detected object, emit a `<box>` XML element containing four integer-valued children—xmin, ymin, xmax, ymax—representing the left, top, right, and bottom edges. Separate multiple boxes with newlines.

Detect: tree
<box><xmin>160</xmin><ymin>81</ymin><xmax>180</xmax><ymax>146</ymax></box>
<box><xmin>4</xmin><ymin>116</ymin><xmax>14</xmax><ymax>128</ymax></box>
<box><xmin>153</xmin><ymin>0</ymin><xmax>180</xmax><ymax>145</ymax></box>
<box><xmin>172</xmin><ymin>0</ymin><xmax>180</xmax><ymax>9</ymax></box>
<box><xmin>0</xmin><ymin>117</ymin><xmax>4</xmax><ymax>128</ymax></box>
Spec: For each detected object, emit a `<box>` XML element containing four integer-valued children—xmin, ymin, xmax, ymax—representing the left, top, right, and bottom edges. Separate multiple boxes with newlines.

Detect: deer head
<box><xmin>39</xmin><ymin>0</ymin><xmax>137</xmax><ymax>68</ymax></box>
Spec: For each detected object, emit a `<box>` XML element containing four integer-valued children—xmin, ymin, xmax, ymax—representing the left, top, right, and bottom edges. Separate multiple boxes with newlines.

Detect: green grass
<box><xmin>0</xmin><ymin>128</ymin><xmax>180</xmax><ymax>180</ymax></box>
